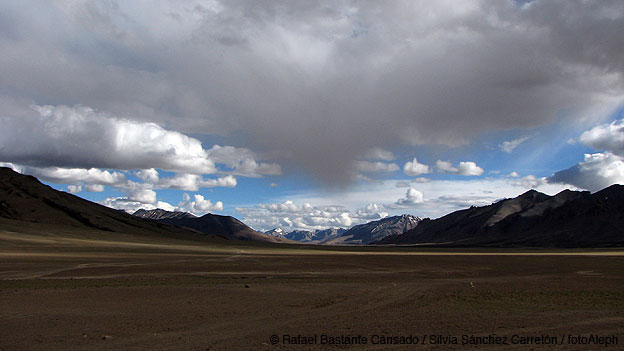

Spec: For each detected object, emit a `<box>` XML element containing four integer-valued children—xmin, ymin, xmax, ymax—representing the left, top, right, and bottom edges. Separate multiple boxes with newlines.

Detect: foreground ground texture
<box><xmin>0</xmin><ymin>223</ymin><xmax>623</xmax><ymax>350</ymax></box>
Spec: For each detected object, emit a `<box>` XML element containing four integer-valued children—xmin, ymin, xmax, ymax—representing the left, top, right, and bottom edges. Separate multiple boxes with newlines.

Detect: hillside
<box><xmin>327</xmin><ymin>214</ymin><xmax>421</xmax><ymax>245</ymax></box>
<box><xmin>134</xmin><ymin>208</ymin><xmax>196</xmax><ymax>220</ymax></box>
<box><xmin>0</xmin><ymin>167</ymin><xmax>191</xmax><ymax>236</ymax></box>
<box><xmin>133</xmin><ymin>209</ymin><xmax>290</xmax><ymax>243</ymax></box>
<box><xmin>378</xmin><ymin>186</ymin><xmax>624</xmax><ymax>247</ymax></box>
<box><xmin>0</xmin><ymin>167</ymin><xmax>285</xmax><ymax>243</ymax></box>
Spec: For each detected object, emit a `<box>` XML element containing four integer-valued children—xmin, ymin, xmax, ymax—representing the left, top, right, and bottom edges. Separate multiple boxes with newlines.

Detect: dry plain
<box><xmin>0</xmin><ymin>222</ymin><xmax>623</xmax><ymax>350</ymax></box>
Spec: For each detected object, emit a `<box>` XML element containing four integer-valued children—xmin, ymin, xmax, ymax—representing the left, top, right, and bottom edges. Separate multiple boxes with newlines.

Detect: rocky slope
<box><xmin>0</xmin><ymin>167</ymin><xmax>192</xmax><ymax>236</ymax></box>
<box><xmin>133</xmin><ymin>209</ymin><xmax>290</xmax><ymax>243</ymax></box>
<box><xmin>267</xmin><ymin>214</ymin><xmax>420</xmax><ymax>245</ymax></box>
<box><xmin>134</xmin><ymin>208</ymin><xmax>196</xmax><ymax>220</ymax></box>
<box><xmin>327</xmin><ymin>214</ymin><xmax>422</xmax><ymax>244</ymax></box>
<box><xmin>378</xmin><ymin>187</ymin><xmax>624</xmax><ymax>247</ymax></box>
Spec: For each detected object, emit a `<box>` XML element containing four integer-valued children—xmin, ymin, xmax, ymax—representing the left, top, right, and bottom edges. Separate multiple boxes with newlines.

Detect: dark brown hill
<box><xmin>0</xmin><ymin>167</ymin><xmax>286</xmax><ymax>243</ymax></box>
<box><xmin>134</xmin><ymin>208</ymin><xmax>196</xmax><ymax>220</ymax></box>
<box><xmin>0</xmin><ymin>167</ymin><xmax>187</xmax><ymax>235</ymax></box>
<box><xmin>378</xmin><ymin>186</ymin><xmax>624</xmax><ymax>247</ymax></box>
<box><xmin>132</xmin><ymin>209</ymin><xmax>290</xmax><ymax>243</ymax></box>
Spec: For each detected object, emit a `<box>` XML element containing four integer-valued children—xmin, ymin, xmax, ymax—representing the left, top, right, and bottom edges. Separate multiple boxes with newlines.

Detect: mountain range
<box><xmin>0</xmin><ymin>167</ymin><xmax>189</xmax><ymax>236</ymax></box>
<box><xmin>2</xmin><ymin>166</ymin><xmax>623</xmax><ymax>248</ymax></box>
<box><xmin>264</xmin><ymin>227</ymin><xmax>347</xmax><ymax>243</ymax></box>
<box><xmin>378</xmin><ymin>187</ymin><xmax>624</xmax><ymax>247</ymax></box>
<box><xmin>133</xmin><ymin>208</ymin><xmax>289</xmax><ymax>243</ymax></box>
<box><xmin>0</xmin><ymin>167</ymin><xmax>285</xmax><ymax>243</ymax></box>
<box><xmin>263</xmin><ymin>215</ymin><xmax>421</xmax><ymax>244</ymax></box>
<box><xmin>326</xmin><ymin>214</ymin><xmax>421</xmax><ymax>244</ymax></box>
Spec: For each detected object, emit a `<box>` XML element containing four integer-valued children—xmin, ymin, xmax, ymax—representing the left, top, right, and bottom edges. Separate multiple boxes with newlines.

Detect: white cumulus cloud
<box><xmin>549</xmin><ymin>119</ymin><xmax>624</xmax><ymax>191</ymax></box>
<box><xmin>177</xmin><ymin>193</ymin><xmax>224</xmax><ymax>214</ymax></box>
<box><xmin>579</xmin><ymin>119</ymin><xmax>624</xmax><ymax>156</ymax></box>
<box><xmin>549</xmin><ymin>152</ymin><xmax>624</xmax><ymax>191</ymax></box>
<box><xmin>85</xmin><ymin>184</ymin><xmax>105</xmax><ymax>192</ymax></box>
<box><xmin>403</xmin><ymin>158</ymin><xmax>430</xmax><ymax>176</ymax></box>
<box><xmin>395</xmin><ymin>188</ymin><xmax>425</xmax><ymax>206</ymax></box>
<box><xmin>436</xmin><ymin>160</ymin><xmax>484</xmax><ymax>176</ymax></box>
<box><xmin>239</xmin><ymin>200</ymin><xmax>389</xmax><ymax>231</ymax></box>
<box><xmin>67</xmin><ymin>185</ymin><xmax>82</xmax><ymax>193</ymax></box>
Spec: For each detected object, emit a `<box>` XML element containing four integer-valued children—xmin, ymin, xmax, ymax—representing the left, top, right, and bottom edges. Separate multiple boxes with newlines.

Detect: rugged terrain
<box><xmin>327</xmin><ymin>214</ymin><xmax>421</xmax><ymax>244</ymax></box>
<box><xmin>133</xmin><ymin>208</ymin><xmax>290</xmax><ymax>243</ymax></box>
<box><xmin>133</xmin><ymin>208</ymin><xmax>196</xmax><ymax>220</ymax></box>
<box><xmin>379</xmin><ymin>187</ymin><xmax>624</xmax><ymax>247</ymax></box>
<box><xmin>0</xmin><ymin>167</ymin><xmax>193</xmax><ymax>237</ymax></box>
<box><xmin>265</xmin><ymin>215</ymin><xmax>420</xmax><ymax>244</ymax></box>
<box><xmin>0</xmin><ymin>167</ymin><xmax>285</xmax><ymax>244</ymax></box>
<box><xmin>265</xmin><ymin>227</ymin><xmax>347</xmax><ymax>243</ymax></box>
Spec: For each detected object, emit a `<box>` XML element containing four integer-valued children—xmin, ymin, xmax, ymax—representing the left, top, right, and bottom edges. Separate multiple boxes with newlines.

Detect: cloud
<box><xmin>499</xmin><ymin>136</ymin><xmax>531</xmax><ymax>153</ymax></box>
<box><xmin>102</xmin><ymin>191</ymin><xmax>221</xmax><ymax>215</ymax></box>
<box><xmin>548</xmin><ymin>119</ymin><xmax>624</xmax><ymax>191</ymax></box>
<box><xmin>239</xmin><ymin>174</ymin><xmax>575</xmax><ymax>231</ymax></box>
<box><xmin>403</xmin><ymin>158</ymin><xmax>430</xmax><ymax>176</ymax></box>
<box><xmin>136</xmin><ymin>169</ymin><xmax>159</xmax><ymax>183</ymax></box>
<box><xmin>177</xmin><ymin>193</ymin><xmax>223</xmax><ymax>214</ymax></box>
<box><xmin>0</xmin><ymin>106</ymin><xmax>281</xmax><ymax>182</ymax></box>
<box><xmin>363</xmin><ymin>148</ymin><xmax>396</xmax><ymax>161</ymax></box>
<box><xmin>355</xmin><ymin>203</ymin><xmax>389</xmax><ymax>220</ymax></box>
<box><xmin>127</xmin><ymin>189</ymin><xmax>157</xmax><ymax>204</ymax></box>
<box><xmin>510</xmin><ymin>174</ymin><xmax>548</xmax><ymax>188</ymax></box>
<box><xmin>548</xmin><ymin>152</ymin><xmax>624</xmax><ymax>191</ymax></box>
<box><xmin>156</xmin><ymin>201</ymin><xmax>176</xmax><ymax>212</ymax></box>
<box><xmin>239</xmin><ymin>200</ymin><xmax>388</xmax><ymax>231</ymax></box>
<box><xmin>2</xmin><ymin>160</ymin><xmax>227</xmax><ymax>215</ymax></box>
<box><xmin>2</xmin><ymin>164</ymin><xmax>127</xmax><ymax>187</ymax></box>
<box><xmin>579</xmin><ymin>119</ymin><xmax>624</xmax><ymax>156</ymax></box>
<box><xmin>355</xmin><ymin>161</ymin><xmax>400</xmax><ymax>173</ymax></box>
<box><xmin>67</xmin><ymin>185</ymin><xmax>82</xmax><ymax>193</ymax></box>
<box><xmin>101</xmin><ymin>198</ymin><xmax>148</xmax><ymax>214</ymax></box>
<box><xmin>101</xmin><ymin>197</ymin><xmax>175</xmax><ymax>214</ymax></box>
<box><xmin>436</xmin><ymin>160</ymin><xmax>484</xmax><ymax>176</ymax></box>
<box><xmin>85</xmin><ymin>184</ymin><xmax>105</xmax><ymax>192</ymax></box>
<box><xmin>395</xmin><ymin>188</ymin><xmax>425</xmax><ymax>206</ymax></box>
<box><xmin>509</xmin><ymin>171</ymin><xmax>520</xmax><ymax>178</ymax></box>
<box><xmin>156</xmin><ymin>173</ymin><xmax>237</xmax><ymax>191</ymax></box>
<box><xmin>206</xmin><ymin>145</ymin><xmax>282</xmax><ymax>177</ymax></box>
<box><xmin>2</xmin><ymin>1</ymin><xmax>622</xmax><ymax>185</ymax></box>
<box><xmin>436</xmin><ymin>160</ymin><xmax>456</xmax><ymax>174</ymax></box>
<box><xmin>457</xmin><ymin>162</ymin><xmax>485</xmax><ymax>176</ymax></box>
<box><xmin>0</xmin><ymin>105</ymin><xmax>217</xmax><ymax>174</ymax></box>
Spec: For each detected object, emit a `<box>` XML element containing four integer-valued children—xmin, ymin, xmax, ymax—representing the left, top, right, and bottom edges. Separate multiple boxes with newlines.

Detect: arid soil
<box><xmin>1</xmin><ymin>227</ymin><xmax>623</xmax><ymax>350</ymax></box>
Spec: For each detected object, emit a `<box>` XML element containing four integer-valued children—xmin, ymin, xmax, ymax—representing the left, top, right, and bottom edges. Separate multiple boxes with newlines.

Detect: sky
<box><xmin>1</xmin><ymin>0</ymin><xmax>624</xmax><ymax>232</ymax></box>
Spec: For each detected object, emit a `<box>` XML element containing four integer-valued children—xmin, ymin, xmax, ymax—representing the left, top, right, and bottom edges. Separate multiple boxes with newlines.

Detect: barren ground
<box><xmin>0</xmin><ymin>224</ymin><xmax>623</xmax><ymax>350</ymax></box>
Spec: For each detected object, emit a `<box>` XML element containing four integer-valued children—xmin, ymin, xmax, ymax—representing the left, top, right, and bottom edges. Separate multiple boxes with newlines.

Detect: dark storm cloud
<box><xmin>1</xmin><ymin>0</ymin><xmax>623</xmax><ymax>184</ymax></box>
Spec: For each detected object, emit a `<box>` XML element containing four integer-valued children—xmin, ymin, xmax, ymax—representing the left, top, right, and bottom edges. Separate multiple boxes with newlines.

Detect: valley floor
<box><xmin>0</xmin><ymin>225</ymin><xmax>623</xmax><ymax>350</ymax></box>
